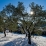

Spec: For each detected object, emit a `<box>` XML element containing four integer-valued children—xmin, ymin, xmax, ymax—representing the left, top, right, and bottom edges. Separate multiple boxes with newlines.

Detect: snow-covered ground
<box><xmin>0</xmin><ymin>33</ymin><xmax>46</xmax><ymax>46</ymax></box>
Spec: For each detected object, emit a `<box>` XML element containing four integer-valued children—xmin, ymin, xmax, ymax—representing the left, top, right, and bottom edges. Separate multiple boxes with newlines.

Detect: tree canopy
<box><xmin>0</xmin><ymin>2</ymin><xmax>46</xmax><ymax>35</ymax></box>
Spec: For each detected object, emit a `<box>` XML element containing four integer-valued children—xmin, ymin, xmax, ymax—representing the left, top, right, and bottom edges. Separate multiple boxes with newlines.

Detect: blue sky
<box><xmin>0</xmin><ymin>0</ymin><xmax>46</xmax><ymax>13</ymax></box>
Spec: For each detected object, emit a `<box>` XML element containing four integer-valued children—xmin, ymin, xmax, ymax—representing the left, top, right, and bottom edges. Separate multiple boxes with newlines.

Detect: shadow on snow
<box><xmin>4</xmin><ymin>37</ymin><xmax>37</xmax><ymax>46</ymax></box>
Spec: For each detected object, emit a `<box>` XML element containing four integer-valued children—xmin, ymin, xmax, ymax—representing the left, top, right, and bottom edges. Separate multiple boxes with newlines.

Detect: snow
<box><xmin>0</xmin><ymin>33</ymin><xmax>46</xmax><ymax>46</ymax></box>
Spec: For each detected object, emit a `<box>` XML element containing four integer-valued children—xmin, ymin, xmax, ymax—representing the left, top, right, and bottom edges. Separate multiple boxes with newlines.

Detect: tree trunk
<box><xmin>28</xmin><ymin>29</ymin><xmax>31</xmax><ymax>45</ymax></box>
<box><xmin>4</xmin><ymin>28</ymin><xmax>6</xmax><ymax>37</ymax></box>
